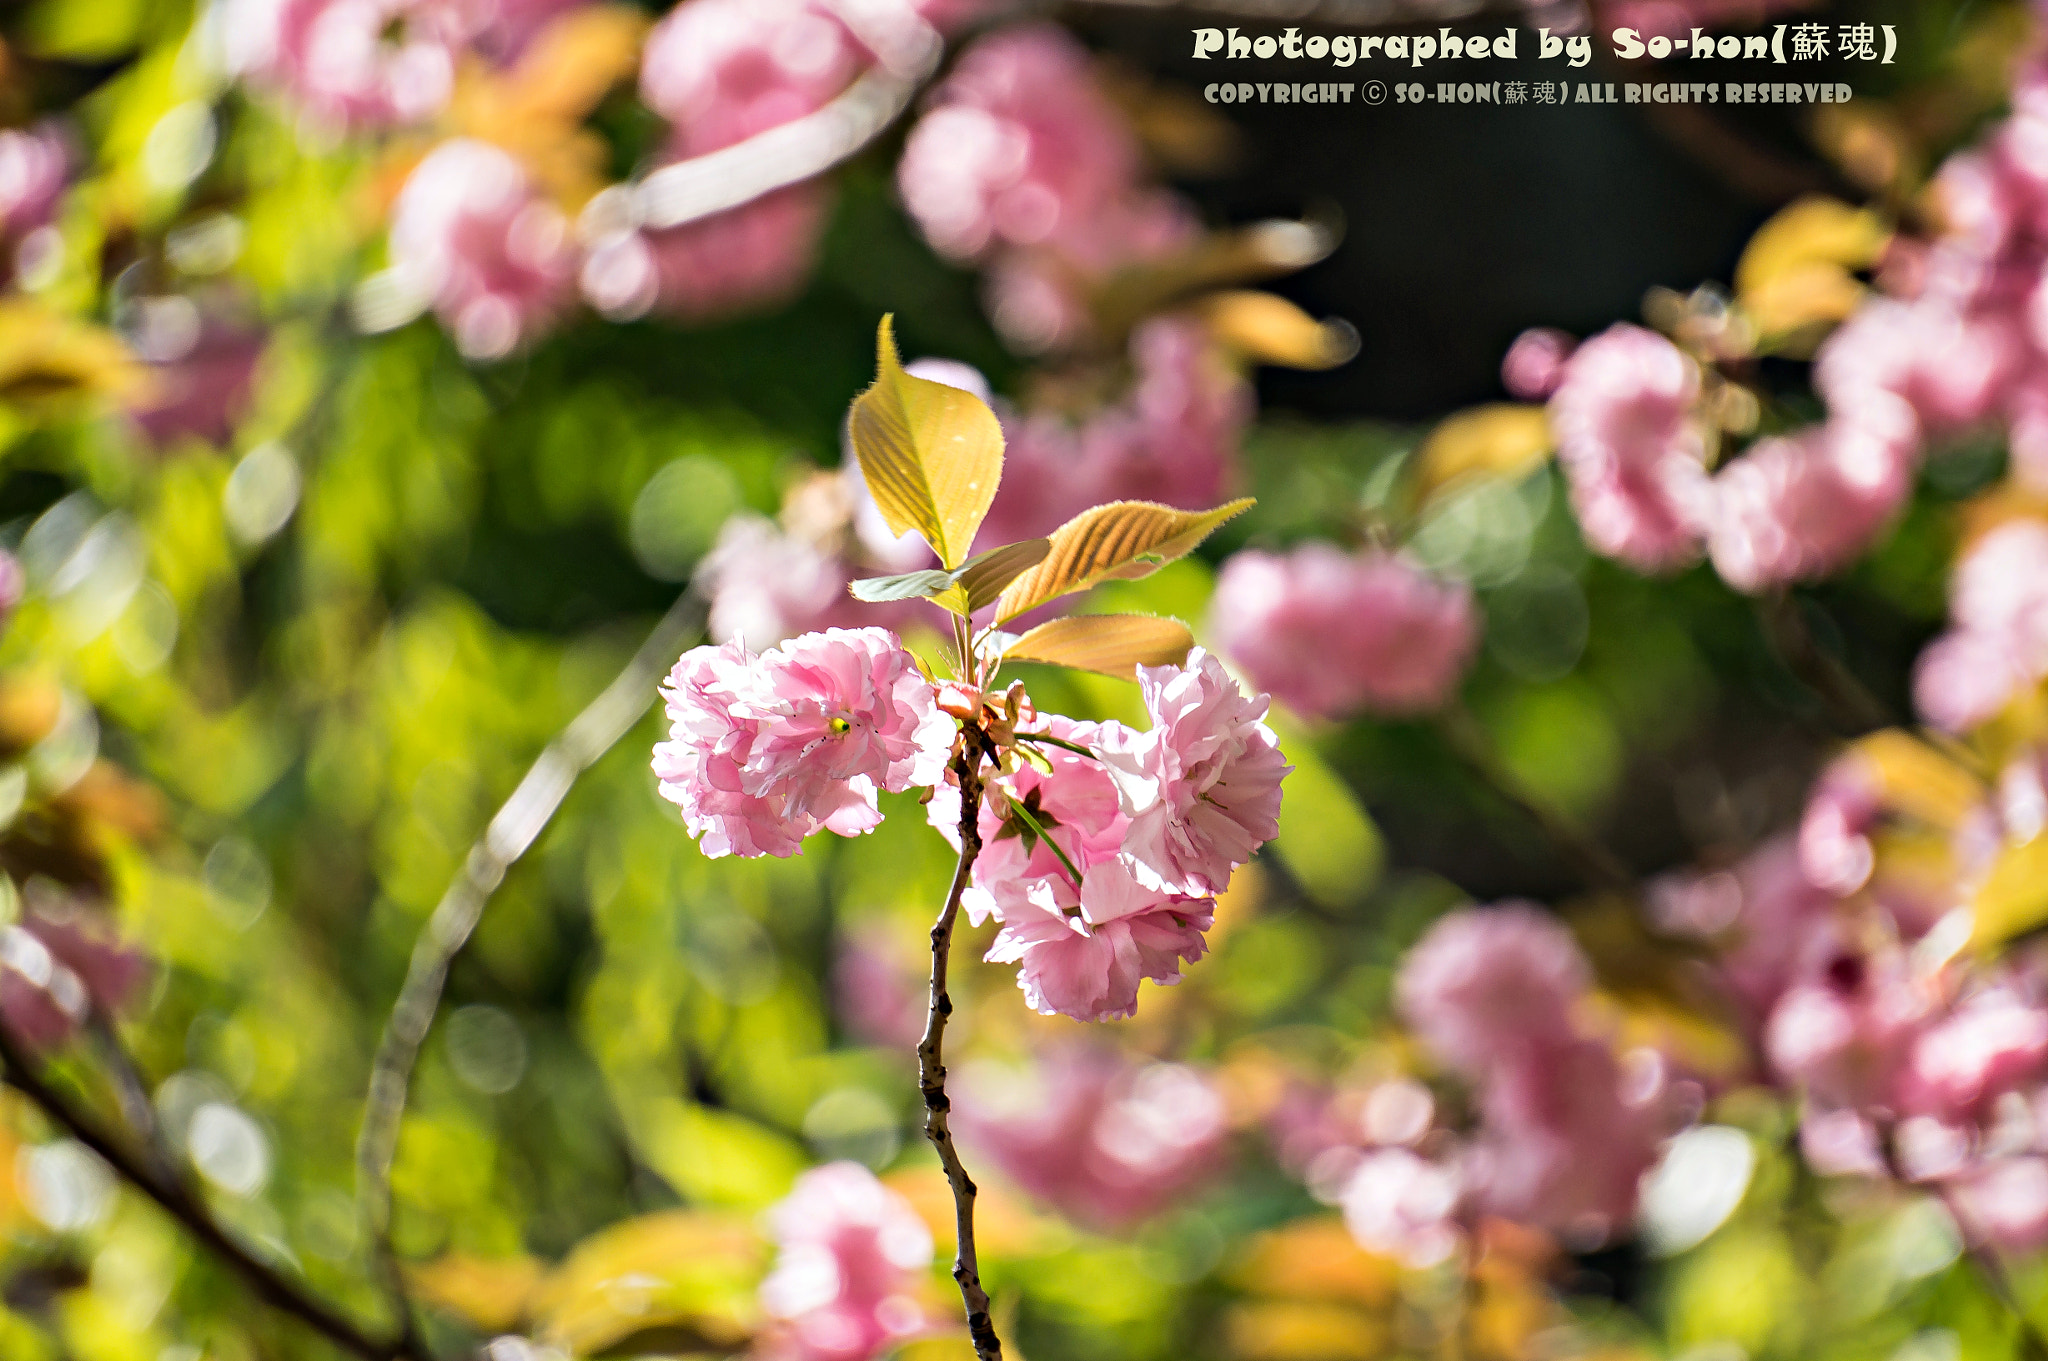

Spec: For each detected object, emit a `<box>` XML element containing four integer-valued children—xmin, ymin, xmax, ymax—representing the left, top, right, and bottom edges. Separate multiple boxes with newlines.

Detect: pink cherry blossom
<box><xmin>1341</xmin><ymin>1148</ymin><xmax>1465</xmax><ymax>1267</ymax></box>
<box><xmin>759</xmin><ymin>1162</ymin><xmax>933</xmax><ymax>1361</ymax></box>
<box><xmin>653</xmin><ymin>628</ymin><xmax>951</xmax><ymax>858</ymax></box>
<box><xmin>222</xmin><ymin>0</ymin><xmax>463</xmax><ymax>131</ymax></box>
<box><xmin>1208</xmin><ymin>544</ymin><xmax>1477</xmax><ymax>721</ymax></box>
<box><xmin>1500</xmin><ymin>327</ymin><xmax>1574</xmax><ymax>401</ymax></box>
<box><xmin>127</xmin><ymin>314</ymin><xmax>267</xmax><ymax>449</ymax></box>
<box><xmin>580</xmin><ymin>190</ymin><xmax>826</xmax><ymax>324</ymax></box>
<box><xmin>389</xmin><ymin>139</ymin><xmax>576</xmax><ymax>361</ymax></box>
<box><xmin>1648</xmin><ymin>835</ymin><xmax>1838</xmax><ymax>1028</ymax></box>
<box><xmin>1913</xmin><ymin>519</ymin><xmax>2048</xmax><ymax>732</ymax></box>
<box><xmin>1547</xmin><ymin>323</ymin><xmax>1710</xmax><ymax>572</ymax></box>
<box><xmin>1395</xmin><ymin>903</ymin><xmax>1587</xmax><ymax>1077</ymax></box>
<box><xmin>1943</xmin><ymin>1157</ymin><xmax>2048</xmax><ymax>1253</ymax></box>
<box><xmin>954</xmin><ymin>1046</ymin><xmax>1229</xmax><ymax>1230</ymax></box>
<box><xmin>985</xmin><ymin>857</ymin><xmax>1215</xmax><ymax>1022</ymax></box>
<box><xmin>832</xmin><ymin>931</ymin><xmax>926</xmax><ymax>1049</ymax></box>
<box><xmin>1105</xmin><ymin>648</ymin><xmax>1289</xmax><ymax>898</ymax></box>
<box><xmin>1704</xmin><ymin>417</ymin><xmax>1916</xmax><ymax>593</ymax></box>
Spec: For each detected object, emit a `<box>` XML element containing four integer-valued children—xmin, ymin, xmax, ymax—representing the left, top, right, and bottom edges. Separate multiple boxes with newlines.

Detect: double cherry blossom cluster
<box><xmin>654</xmin><ymin>633</ymin><xmax>1285</xmax><ymax>1022</ymax></box>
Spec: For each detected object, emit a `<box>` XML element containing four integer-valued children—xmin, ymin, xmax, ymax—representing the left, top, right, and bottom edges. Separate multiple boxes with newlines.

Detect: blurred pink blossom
<box><xmin>1913</xmin><ymin>519</ymin><xmax>2048</xmax><ymax>732</ymax></box>
<box><xmin>1943</xmin><ymin>1157</ymin><xmax>2048</xmax><ymax>1253</ymax></box>
<box><xmin>0</xmin><ymin>121</ymin><xmax>68</xmax><ymax>281</ymax></box>
<box><xmin>1500</xmin><ymin>327</ymin><xmax>1574</xmax><ymax>401</ymax></box>
<box><xmin>1898</xmin><ymin>985</ymin><xmax>2048</xmax><ymax>1123</ymax></box>
<box><xmin>896</xmin><ymin>24</ymin><xmax>1196</xmax><ymax>351</ymax></box>
<box><xmin>699</xmin><ymin>514</ymin><xmax>859</xmax><ymax>650</ymax></box>
<box><xmin>1341</xmin><ymin>1148</ymin><xmax>1464</xmax><ymax>1267</ymax></box>
<box><xmin>389</xmin><ymin>139</ymin><xmax>576</xmax><ymax>360</ymax></box>
<box><xmin>126</xmin><ymin>311</ymin><xmax>267</xmax><ymax>449</ymax></box>
<box><xmin>223</xmin><ymin>0</ymin><xmax>464</xmax><ymax>130</ymax></box>
<box><xmin>832</xmin><ymin>931</ymin><xmax>927</xmax><ymax>1049</ymax></box>
<box><xmin>1704</xmin><ymin>418</ymin><xmax>1916</xmax><ymax>593</ymax></box>
<box><xmin>1763</xmin><ymin>934</ymin><xmax>1930</xmax><ymax>1110</ymax></box>
<box><xmin>977</xmin><ymin>317</ymin><xmax>1247</xmax><ymax>549</ymax></box>
<box><xmin>760</xmin><ymin>1162</ymin><xmax>933</xmax><ymax>1361</ymax></box>
<box><xmin>954</xmin><ymin>1046</ymin><xmax>1229</xmax><ymax>1231</ymax></box>
<box><xmin>1208</xmin><ymin>544</ymin><xmax>1477</xmax><ymax>721</ymax></box>
<box><xmin>0</xmin><ymin>912</ymin><xmax>151</xmax><ymax>1055</ymax></box>
<box><xmin>1106</xmin><ymin>647</ymin><xmax>1289</xmax><ymax>898</ymax></box>
<box><xmin>652</xmin><ymin>627</ymin><xmax>952</xmax><ymax>858</ymax></box>
<box><xmin>1547</xmin><ymin>323</ymin><xmax>1710</xmax><ymax>572</ymax></box>
<box><xmin>1647</xmin><ymin>835</ymin><xmax>1838</xmax><ymax>1028</ymax></box>
<box><xmin>580</xmin><ymin>190</ymin><xmax>826</xmax><ymax>324</ymax></box>
<box><xmin>1396</xmin><ymin>903</ymin><xmax>1587</xmax><ymax>1077</ymax></box>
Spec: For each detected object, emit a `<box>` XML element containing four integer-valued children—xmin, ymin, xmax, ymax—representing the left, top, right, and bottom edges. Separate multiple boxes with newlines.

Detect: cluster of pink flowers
<box><xmin>1648</xmin><ymin>743</ymin><xmax>2048</xmax><ymax>1252</ymax></box>
<box><xmin>757</xmin><ymin>1161</ymin><xmax>934</xmax><ymax>1361</ymax></box>
<box><xmin>653</xmin><ymin>627</ymin><xmax>953</xmax><ymax>858</ymax></box>
<box><xmin>1911</xmin><ymin>517</ymin><xmax>2048</xmax><ymax>733</ymax></box>
<box><xmin>1208</xmin><ymin>543</ymin><xmax>1478</xmax><ymax>722</ymax></box>
<box><xmin>954</xmin><ymin>1045</ymin><xmax>1229</xmax><ymax>1231</ymax></box>
<box><xmin>897</xmin><ymin>24</ymin><xmax>1196</xmax><ymax>353</ymax></box>
<box><xmin>1341</xmin><ymin>904</ymin><xmax>1685</xmax><ymax>1262</ymax></box>
<box><xmin>0</xmin><ymin>909</ymin><xmax>151</xmax><ymax>1055</ymax></box>
<box><xmin>926</xmin><ymin>650</ymin><xmax>1287</xmax><ymax>1021</ymax></box>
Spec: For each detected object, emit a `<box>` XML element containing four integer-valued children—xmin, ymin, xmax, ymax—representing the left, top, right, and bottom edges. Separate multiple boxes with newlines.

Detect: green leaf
<box><xmin>848</xmin><ymin>569</ymin><xmax>958</xmax><ymax>603</ymax></box>
<box><xmin>846</xmin><ymin>315</ymin><xmax>1005</xmax><ymax>569</ymax></box>
<box><xmin>1002</xmin><ymin>613</ymin><xmax>1194</xmax><ymax>678</ymax></box>
<box><xmin>995</xmin><ymin>499</ymin><xmax>1253</xmax><ymax>622</ymax></box>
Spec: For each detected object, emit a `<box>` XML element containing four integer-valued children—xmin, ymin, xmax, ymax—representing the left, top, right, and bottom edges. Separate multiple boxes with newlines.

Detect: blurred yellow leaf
<box><xmin>1849</xmin><ymin>729</ymin><xmax>1984</xmax><ymax>834</ymax></box>
<box><xmin>410</xmin><ymin>1252</ymin><xmax>547</xmax><ymax>1335</ymax></box>
<box><xmin>1969</xmin><ymin>833</ymin><xmax>2048</xmax><ymax>950</ymax></box>
<box><xmin>1413</xmin><ymin>404</ymin><xmax>1553</xmax><ymax>502</ymax></box>
<box><xmin>1225</xmin><ymin>1300</ymin><xmax>1385</xmax><ymax>1361</ymax></box>
<box><xmin>1196</xmin><ymin>292</ymin><xmax>1357</xmax><ymax>371</ymax></box>
<box><xmin>1734</xmin><ymin>196</ymin><xmax>1888</xmax><ymax>348</ymax></box>
<box><xmin>1002</xmin><ymin>613</ymin><xmax>1193</xmax><ymax>678</ymax></box>
<box><xmin>849</xmin><ymin>316</ymin><xmax>1006</xmax><ymax>570</ymax></box>
<box><xmin>1229</xmin><ymin>1217</ymin><xmax>1399</xmax><ymax>1306</ymax></box>
<box><xmin>531</xmin><ymin>1209</ymin><xmax>765</xmax><ymax>1359</ymax></box>
<box><xmin>634</xmin><ymin>1098</ymin><xmax>808</xmax><ymax>1209</ymax></box>
<box><xmin>0</xmin><ymin>300</ymin><xmax>147</xmax><ymax>409</ymax></box>
<box><xmin>996</xmin><ymin>498</ymin><xmax>1251</xmax><ymax>621</ymax></box>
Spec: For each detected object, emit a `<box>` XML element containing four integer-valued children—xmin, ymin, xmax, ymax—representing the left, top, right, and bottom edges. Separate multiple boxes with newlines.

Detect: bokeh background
<box><xmin>3</xmin><ymin>0</ymin><xmax>2047</xmax><ymax>1359</ymax></box>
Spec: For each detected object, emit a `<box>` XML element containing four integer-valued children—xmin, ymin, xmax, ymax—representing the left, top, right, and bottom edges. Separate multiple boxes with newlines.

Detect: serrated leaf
<box><xmin>848</xmin><ymin>569</ymin><xmax>958</xmax><ymax>603</ymax></box>
<box><xmin>957</xmin><ymin>538</ymin><xmax>1051</xmax><ymax>613</ymax></box>
<box><xmin>1002</xmin><ymin>614</ymin><xmax>1194</xmax><ymax>678</ymax></box>
<box><xmin>996</xmin><ymin>499</ymin><xmax>1253</xmax><ymax>622</ymax></box>
<box><xmin>846</xmin><ymin>315</ymin><xmax>1005</xmax><ymax>569</ymax></box>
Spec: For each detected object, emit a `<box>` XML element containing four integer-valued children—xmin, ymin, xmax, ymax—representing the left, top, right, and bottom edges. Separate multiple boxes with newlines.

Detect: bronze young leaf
<box><xmin>1001</xmin><ymin>613</ymin><xmax>1195</xmax><ymax>678</ymax></box>
<box><xmin>995</xmin><ymin>498</ymin><xmax>1253</xmax><ymax>622</ymax></box>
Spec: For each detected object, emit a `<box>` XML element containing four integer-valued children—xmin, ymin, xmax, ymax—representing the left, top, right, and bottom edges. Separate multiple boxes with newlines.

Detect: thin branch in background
<box><xmin>353</xmin><ymin>589</ymin><xmax>707</xmax><ymax>1337</ymax></box>
<box><xmin>1755</xmin><ymin>592</ymin><xmax>1891</xmax><ymax>736</ymax></box>
<box><xmin>918</xmin><ymin>743</ymin><xmax>1003</xmax><ymax>1361</ymax></box>
<box><xmin>0</xmin><ymin>1024</ymin><xmax>418</xmax><ymax>1361</ymax></box>
<box><xmin>1434</xmin><ymin>704</ymin><xmax>1636</xmax><ymax>900</ymax></box>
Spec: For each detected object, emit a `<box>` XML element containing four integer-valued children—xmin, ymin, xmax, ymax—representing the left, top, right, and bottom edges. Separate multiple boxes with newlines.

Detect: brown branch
<box><xmin>919</xmin><ymin>741</ymin><xmax>1002</xmax><ymax>1361</ymax></box>
<box><xmin>0</xmin><ymin>1023</ymin><xmax>418</xmax><ymax>1361</ymax></box>
<box><xmin>1435</xmin><ymin>704</ymin><xmax>1636</xmax><ymax>900</ymax></box>
<box><xmin>354</xmin><ymin>589</ymin><xmax>707</xmax><ymax>1340</ymax></box>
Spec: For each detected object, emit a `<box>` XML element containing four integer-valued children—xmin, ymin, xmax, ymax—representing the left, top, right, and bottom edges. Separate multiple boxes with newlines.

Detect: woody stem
<box><xmin>918</xmin><ymin>740</ymin><xmax>1003</xmax><ymax>1361</ymax></box>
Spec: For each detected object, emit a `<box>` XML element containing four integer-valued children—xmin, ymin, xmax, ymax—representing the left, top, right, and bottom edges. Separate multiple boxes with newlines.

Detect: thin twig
<box><xmin>1434</xmin><ymin>705</ymin><xmax>1635</xmax><ymax>899</ymax></box>
<box><xmin>1755</xmin><ymin>592</ymin><xmax>1891</xmax><ymax>735</ymax></box>
<box><xmin>919</xmin><ymin>742</ymin><xmax>1003</xmax><ymax>1361</ymax></box>
<box><xmin>353</xmin><ymin>589</ymin><xmax>707</xmax><ymax>1336</ymax></box>
<box><xmin>0</xmin><ymin>1024</ymin><xmax>417</xmax><ymax>1361</ymax></box>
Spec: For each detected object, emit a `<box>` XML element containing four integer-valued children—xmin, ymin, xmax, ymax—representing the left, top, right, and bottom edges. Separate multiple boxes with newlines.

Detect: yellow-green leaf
<box><xmin>1197</xmin><ymin>291</ymin><xmax>1358</xmax><ymax>371</ymax></box>
<box><xmin>1970</xmin><ymin>834</ymin><xmax>2048</xmax><ymax>951</ymax></box>
<box><xmin>1002</xmin><ymin>613</ymin><xmax>1194</xmax><ymax>678</ymax></box>
<box><xmin>1413</xmin><ymin>404</ymin><xmax>1554</xmax><ymax>501</ymax></box>
<box><xmin>995</xmin><ymin>498</ymin><xmax>1253</xmax><ymax>622</ymax></box>
<box><xmin>955</xmin><ymin>537</ymin><xmax>1051</xmax><ymax>614</ymax></box>
<box><xmin>846</xmin><ymin>315</ymin><xmax>1005</xmax><ymax>568</ymax></box>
